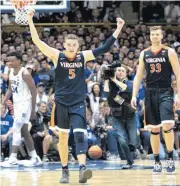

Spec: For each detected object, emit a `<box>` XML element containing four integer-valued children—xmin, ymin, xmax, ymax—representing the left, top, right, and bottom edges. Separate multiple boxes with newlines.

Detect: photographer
<box><xmin>102</xmin><ymin>65</ymin><xmax>137</xmax><ymax>169</ymax></box>
<box><xmin>30</xmin><ymin>101</ymin><xmax>53</xmax><ymax>161</ymax></box>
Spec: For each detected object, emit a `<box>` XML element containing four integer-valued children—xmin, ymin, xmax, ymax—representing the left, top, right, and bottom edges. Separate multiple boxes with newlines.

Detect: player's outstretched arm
<box><xmin>27</xmin><ymin>9</ymin><xmax>59</xmax><ymax>66</ymax></box>
<box><xmin>131</xmin><ymin>51</ymin><xmax>145</xmax><ymax>109</ymax></box>
<box><xmin>169</xmin><ymin>48</ymin><xmax>180</xmax><ymax>108</ymax></box>
<box><xmin>82</xmin><ymin>18</ymin><xmax>125</xmax><ymax>63</ymax></box>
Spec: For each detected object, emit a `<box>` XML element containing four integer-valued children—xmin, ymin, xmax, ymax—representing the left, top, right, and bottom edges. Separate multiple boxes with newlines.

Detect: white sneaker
<box><xmin>107</xmin><ymin>154</ymin><xmax>120</xmax><ymax>161</ymax></box>
<box><xmin>21</xmin><ymin>156</ymin><xmax>42</xmax><ymax>167</ymax></box>
<box><xmin>1</xmin><ymin>157</ymin><xmax>18</xmax><ymax>168</ymax></box>
<box><xmin>42</xmin><ymin>155</ymin><xmax>49</xmax><ymax>162</ymax></box>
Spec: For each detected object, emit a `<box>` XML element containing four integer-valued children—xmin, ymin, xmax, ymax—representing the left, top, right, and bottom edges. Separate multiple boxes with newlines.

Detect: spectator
<box><xmin>1</xmin><ymin>44</ymin><xmax>9</xmax><ymax>53</ymax></box>
<box><xmin>36</xmin><ymin>82</ymin><xmax>49</xmax><ymax>110</ymax></box>
<box><xmin>0</xmin><ymin>104</ymin><xmax>13</xmax><ymax>160</ymax></box>
<box><xmin>105</xmin><ymin>102</ymin><xmax>121</xmax><ymax>161</ymax></box>
<box><xmin>67</xmin><ymin>1</ymin><xmax>80</xmax><ymax>22</ymax></box>
<box><xmin>26</xmin><ymin>64</ymin><xmax>40</xmax><ymax>86</ymax></box>
<box><xmin>85</xmin><ymin>61</ymin><xmax>96</xmax><ymax>90</ymax></box>
<box><xmin>0</xmin><ymin>60</ymin><xmax>9</xmax><ymax>94</ymax></box>
<box><xmin>1</xmin><ymin>92</ymin><xmax>14</xmax><ymax>116</ymax></box>
<box><xmin>30</xmin><ymin>101</ymin><xmax>56</xmax><ymax>161</ymax></box>
<box><xmin>88</xmin><ymin>83</ymin><xmax>102</xmax><ymax>118</ymax></box>
<box><xmin>38</xmin><ymin>57</ymin><xmax>54</xmax><ymax>96</ymax></box>
<box><xmin>90</xmin><ymin>102</ymin><xmax>108</xmax><ymax>156</ymax></box>
<box><xmin>22</xmin><ymin>53</ymin><xmax>29</xmax><ymax>65</ymax></box>
<box><xmin>90</xmin><ymin>9</ymin><xmax>102</xmax><ymax>23</ymax></box>
<box><xmin>103</xmin><ymin>8</ymin><xmax>116</xmax><ymax>22</ymax></box>
<box><xmin>74</xmin><ymin>10</ymin><xmax>84</xmax><ymax>23</ymax></box>
<box><xmin>103</xmin><ymin>66</ymin><xmax>137</xmax><ymax>168</ymax></box>
<box><xmin>142</xmin><ymin>2</ymin><xmax>164</xmax><ymax>23</ymax></box>
<box><xmin>164</xmin><ymin>2</ymin><xmax>180</xmax><ymax>24</ymax></box>
<box><xmin>84</xmin><ymin>0</ymin><xmax>103</xmax><ymax>10</ymax></box>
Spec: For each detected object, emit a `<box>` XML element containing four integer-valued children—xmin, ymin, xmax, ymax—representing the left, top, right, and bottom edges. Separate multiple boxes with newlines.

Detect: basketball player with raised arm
<box><xmin>1</xmin><ymin>52</ymin><xmax>42</xmax><ymax>167</ymax></box>
<box><xmin>131</xmin><ymin>26</ymin><xmax>180</xmax><ymax>173</ymax></box>
<box><xmin>28</xmin><ymin>9</ymin><xmax>125</xmax><ymax>183</ymax></box>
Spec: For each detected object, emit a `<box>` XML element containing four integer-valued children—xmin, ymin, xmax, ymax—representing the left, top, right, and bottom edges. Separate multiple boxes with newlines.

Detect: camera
<box><xmin>101</xmin><ymin>61</ymin><xmax>121</xmax><ymax>80</ymax></box>
<box><xmin>94</xmin><ymin>123</ymin><xmax>107</xmax><ymax>139</ymax></box>
<box><xmin>43</xmin><ymin>114</ymin><xmax>51</xmax><ymax>124</ymax></box>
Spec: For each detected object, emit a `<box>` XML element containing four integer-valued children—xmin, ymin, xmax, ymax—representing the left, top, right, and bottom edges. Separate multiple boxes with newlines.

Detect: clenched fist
<box><xmin>27</xmin><ymin>7</ymin><xmax>35</xmax><ymax>21</ymax></box>
<box><xmin>116</xmin><ymin>18</ymin><xmax>125</xmax><ymax>30</ymax></box>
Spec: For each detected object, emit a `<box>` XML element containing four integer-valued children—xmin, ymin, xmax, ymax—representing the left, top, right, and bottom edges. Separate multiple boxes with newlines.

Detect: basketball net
<box><xmin>10</xmin><ymin>0</ymin><xmax>36</xmax><ymax>25</ymax></box>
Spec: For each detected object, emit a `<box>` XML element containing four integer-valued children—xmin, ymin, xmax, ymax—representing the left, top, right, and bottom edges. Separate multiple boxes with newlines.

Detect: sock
<box><xmin>79</xmin><ymin>164</ymin><xmax>86</xmax><ymax>170</ymax></box>
<box><xmin>29</xmin><ymin>150</ymin><xmax>37</xmax><ymax>158</ymax></box>
<box><xmin>10</xmin><ymin>153</ymin><xmax>17</xmax><ymax>159</ymax></box>
<box><xmin>167</xmin><ymin>151</ymin><xmax>173</xmax><ymax>160</ymax></box>
<box><xmin>62</xmin><ymin>165</ymin><xmax>68</xmax><ymax>170</ymax></box>
<box><xmin>154</xmin><ymin>154</ymin><xmax>160</xmax><ymax>163</ymax></box>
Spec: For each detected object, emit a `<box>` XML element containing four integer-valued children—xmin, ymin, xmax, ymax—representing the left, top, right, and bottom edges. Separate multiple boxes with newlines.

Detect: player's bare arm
<box><xmin>168</xmin><ymin>48</ymin><xmax>180</xmax><ymax>108</ymax></box>
<box><xmin>131</xmin><ymin>51</ymin><xmax>145</xmax><ymax>109</ymax></box>
<box><xmin>1</xmin><ymin>73</ymin><xmax>8</xmax><ymax>81</ymax></box>
<box><xmin>2</xmin><ymin>82</ymin><xmax>12</xmax><ymax>105</ymax></box>
<box><xmin>27</xmin><ymin>9</ymin><xmax>59</xmax><ymax>66</ymax></box>
<box><xmin>82</xmin><ymin>18</ymin><xmax>125</xmax><ymax>63</ymax></box>
<box><xmin>22</xmin><ymin>69</ymin><xmax>37</xmax><ymax>119</ymax></box>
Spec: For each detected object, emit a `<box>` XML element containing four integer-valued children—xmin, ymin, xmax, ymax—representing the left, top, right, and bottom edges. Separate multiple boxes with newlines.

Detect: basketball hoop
<box><xmin>10</xmin><ymin>0</ymin><xmax>36</xmax><ymax>25</ymax></box>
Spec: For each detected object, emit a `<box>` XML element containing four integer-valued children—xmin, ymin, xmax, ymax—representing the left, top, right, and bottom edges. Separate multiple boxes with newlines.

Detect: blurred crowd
<box><xmin>1</xmin><ymin>1</ymin><xmax>180</xmax><ymax>24</ymax></box>
<box><xmin>1</xmin><ymin>1</ymin><xmax>180</xmax><ymax>163</ymax></box>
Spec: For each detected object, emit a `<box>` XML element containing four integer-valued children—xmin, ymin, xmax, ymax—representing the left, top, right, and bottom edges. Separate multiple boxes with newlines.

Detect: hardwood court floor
<box><xmin>1</xmin><ymin>160</ymin><xmax>180</xmax><ymax>186</ymax></box>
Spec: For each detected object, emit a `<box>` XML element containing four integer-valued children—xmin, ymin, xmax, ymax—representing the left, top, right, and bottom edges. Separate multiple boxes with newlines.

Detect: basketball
<box><xmin>88</xmin><ymin>145</ymin><xmax>102</xmax><ymax>160</ymax></box>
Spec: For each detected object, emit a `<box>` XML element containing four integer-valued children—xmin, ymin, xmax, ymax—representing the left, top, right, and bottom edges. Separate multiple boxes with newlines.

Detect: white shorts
<box><xmin>14</xmin><ymin>99</ymin><xmax>32</xmax><ymax>125</ymax></box>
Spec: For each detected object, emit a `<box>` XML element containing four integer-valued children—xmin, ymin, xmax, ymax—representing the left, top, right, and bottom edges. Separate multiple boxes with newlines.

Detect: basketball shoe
<box><xmin>21</xmin><ymin>156</ymin><xmax>42</xmax><ymax>167</ymax></box>
<box><xmin>60</xmin><ymin>169</ymin><xmax>69</xmax><ymax>183</ymax></box>
<box><xmin>153</xmin><ymin>162</ymin><xmax>162</xmax><ymax>173</ymax></box>
<box><xmin>79</xmin><ymin>167</ymin><xmax>92</xmax><ymax>183</ymax></box>
<box><xmin>1</xmin><ymin>156</ymin><xmax>18</xmax><ymax>168</ymax></box>
<box><xmin>166</xmin><ymin>159</ymin><xmax>175</xmax><ymax>173</ymax></box>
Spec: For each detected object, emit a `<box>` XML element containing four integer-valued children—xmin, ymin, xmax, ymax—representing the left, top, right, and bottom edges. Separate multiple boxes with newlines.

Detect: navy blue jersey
<box><xmin>55</xmin><ymin>52</ymin><xmax>86</xmax><ymax>106</ymax></box>
<box><xmin>144</xmin><ymin>45</ymin><xmax>172</xmax><ymax>88</ymax></box>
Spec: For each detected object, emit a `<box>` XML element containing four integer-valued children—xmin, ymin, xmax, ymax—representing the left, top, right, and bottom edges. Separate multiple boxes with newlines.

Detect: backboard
<box><xmin>0</xmin><ymin>0</ymin><xmax>70</xmax><ymax>13</ymax></box>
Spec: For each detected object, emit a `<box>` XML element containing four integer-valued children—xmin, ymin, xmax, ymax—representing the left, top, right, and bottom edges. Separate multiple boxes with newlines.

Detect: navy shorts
<box><xmin>144</xmin><ymin>88</ymin><xmax>174</xmax><ymax>125</ymax></box>
<box><xmin>55</xmin><ymin>102</ymin><xmax>87</xmax><ymax>131</ymax></box>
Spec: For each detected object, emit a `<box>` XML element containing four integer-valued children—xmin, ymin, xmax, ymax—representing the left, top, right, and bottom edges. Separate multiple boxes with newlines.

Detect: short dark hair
<box><xmin>40</xmin><ymin>57</ymin><xmax>47</xmax><ymax>63</ymax></box>
<box><xmin>7</xmin><ymin>52</ymin><xmax>22</xmax><ymax>61</ymax></box>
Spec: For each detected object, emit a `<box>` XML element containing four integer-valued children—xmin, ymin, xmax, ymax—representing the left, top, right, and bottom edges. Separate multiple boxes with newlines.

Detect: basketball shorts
<box><xmin>13</xmin><ymin>99</ymin><xmax>32</xmax><ymax>127</ymax></box>
<box><xmin>55</xmin><ymin>102</ymin><xmax>87</xmax><ymax>132</ymax></box>
<box><xmin>144</xmin><ymin>88</ymin><xmax>174</xmax><ymax>125</ymax></box>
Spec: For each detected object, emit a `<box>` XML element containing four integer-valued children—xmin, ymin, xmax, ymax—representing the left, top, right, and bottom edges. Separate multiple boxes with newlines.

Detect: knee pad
<box><xmin>74</xmin><ymin>132</ymin><xmax>87</xmax><ymax>155</ymax></box>
<box><xmin>163</xmin><ymin>128</ymin><xmax>173</xmax><ymax>133</ymax></box>
<box><xmin>151</xmin><ymin>131</ymin><xmax>160</xmax><ymax>135</ymax></box>
<box><xmin>12</xmin><ymin>128</ymin><xmax>22</xmax><ymax>146</ymax></box>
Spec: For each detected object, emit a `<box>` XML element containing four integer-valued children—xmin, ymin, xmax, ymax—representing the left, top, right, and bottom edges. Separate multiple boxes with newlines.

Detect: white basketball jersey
<box><xmin>9</xmin><ymin>67</ymin><xmax>32</xmax><ymax>103</ymax></box>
